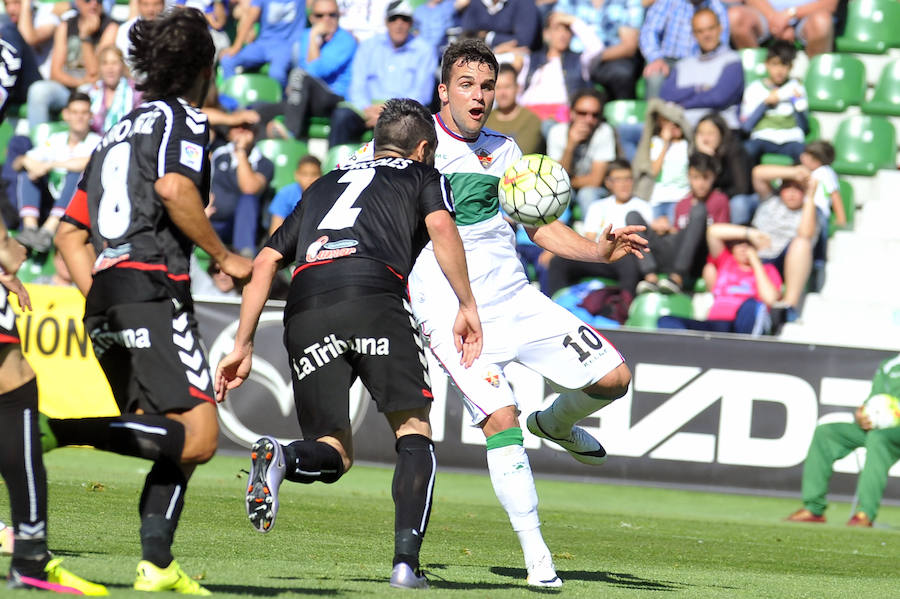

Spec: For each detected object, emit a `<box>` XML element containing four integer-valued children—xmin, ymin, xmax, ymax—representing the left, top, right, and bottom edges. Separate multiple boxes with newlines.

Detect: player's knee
<box><xmin>805</xmin><ymin>12</ymin><xmax>832</xmax><ymax>39</ymax></box>
<box><xmin>181</xmin><ymin>435</ymin><xmax>218</xmax><ymax>464</ymax></box>
<box><xmin>585</xmin><ymin>364</ymin><xmax>632</xmax><ymax>400</ymax></box>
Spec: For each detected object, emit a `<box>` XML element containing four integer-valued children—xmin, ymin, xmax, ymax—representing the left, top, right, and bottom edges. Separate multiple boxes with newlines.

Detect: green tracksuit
<box><xmin>802</xmin><ymin>354</ymin><xmax>900</xmax><ymax>521</ymax></box>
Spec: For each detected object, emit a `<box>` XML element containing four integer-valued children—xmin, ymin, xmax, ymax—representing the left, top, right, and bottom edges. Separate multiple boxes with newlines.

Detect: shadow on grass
<box><xmin>205</xmin><ymin>584</ymin><xmax>341</xmax><ymax>595</ymax></box>
<box><xmin>491</xmin><ymin>567</ymin><xmax>693</xmax><ymax>592</ymax></box>
<box><xmin>48</xmin><ymin>549</ymin><xmax>109</xmax><ymax>557</ymax></box>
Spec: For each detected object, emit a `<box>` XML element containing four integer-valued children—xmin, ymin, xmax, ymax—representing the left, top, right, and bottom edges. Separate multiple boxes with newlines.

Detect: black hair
<box><xmin>373</xmin><ymin>98</ymin><xmax>437</xmax><ymax>164</ymax></box>
<box><xmin>695</xmin><ymin>111</ymin><xmax>734</xmax><ymax>160</ymax></box>
<box><xmin>688</xmin><ymin>151</ymin><xmax>720</xmax><ymax>176</ymax></box>
<box><xmin>440</xmin><ymin>39</ymin><xmax>498</xmax><ymax>85</ymax></box>
<box><xmin>130</xmin><ymin>7</ymin><xmax>215</xmax><ymax>100</ymax></box>
<box><xmin>569</xmin><ymin>87</ymin><xmax>606</xmax><ymax>112</ymax></box>
<box><xmin>296</xmin><ymin>154</ymin><xmax>322</xmax><ymax>171</ymax></box>
<box><xmin>803</xmin><ymin>140</ymin><xmax>835</xmax><ymax>166</ymax></box>
<box><xmin>606</xmin><ymin>158</ymin><xmax>632</xmax><ymax>176</ymax></box>
<box><xmin>67</xmin><ymin>91</ymin><xmax>91</xmax><ymax>106</ymax></box>
<box><xmin>497</xmin><ymin>63</ymin><xmax>518</xmax><ymax>78</ymax></box>
<box><xmin>766</xmin><ymin>39</ymin><xmax>797</xmax><ymax>65</ymax></box>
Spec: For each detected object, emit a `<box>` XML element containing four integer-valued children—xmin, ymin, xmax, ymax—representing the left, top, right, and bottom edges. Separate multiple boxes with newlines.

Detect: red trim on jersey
<box><xmin>386</xmin><ymin>265</ymin><xmax>404</xmax><ymax>280</ymax></box>
<box><xmin>64</xmin><ymin>189</ymin><xmax>90</xmax><ymax>228</ymax></box>
<box><xmin>422</xmin><ymin>388</ymin><xmax>433</xmax><ymax>399</ymax></box>
<box><xmin>112</xmin><ymin>261</ymin><xmax>190</xmax><ymax>281</ymax></box>
<box><xmin>189</xmin><ymin>387</ymin><xmax>215</xmax><ymax>404</ymax></box>
<box><xmin>435</xmin><ymin>114</ymin><xmax>478</xmax><ymax>143</ymax></box>
<box><xmin>0</xmin><ymin>333</ymin><xmax>20</xmax><ymax>344</ymax></box>
<box><xmin>167</xmin><ymin>273</ymin><xmax>190</xmax><ymax>281</ymax></box>
<box><xmin>292</xmin><ymin>260</ymin><xmax>333</xmax><ymax>279</ymax></box>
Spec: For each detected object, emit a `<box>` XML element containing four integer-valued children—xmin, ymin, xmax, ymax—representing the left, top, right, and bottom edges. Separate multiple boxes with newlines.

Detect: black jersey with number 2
<box><xmin>267</xmin><ymin>156</ymin><xmax>454</xmax><ymax>313</ymax></box>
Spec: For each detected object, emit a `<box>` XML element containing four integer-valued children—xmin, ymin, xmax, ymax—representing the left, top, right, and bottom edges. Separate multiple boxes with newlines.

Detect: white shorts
<box><xmin>422</xmin><ymin>284</ymin><xmax>625</xmax><ymax>426</ymax></box>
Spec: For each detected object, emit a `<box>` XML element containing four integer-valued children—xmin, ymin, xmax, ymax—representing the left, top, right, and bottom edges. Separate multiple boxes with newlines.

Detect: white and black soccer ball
<box><xmin>498</xmin><ymin>154</ymin><xmax>571</xmax><ymax>226</ymax></box>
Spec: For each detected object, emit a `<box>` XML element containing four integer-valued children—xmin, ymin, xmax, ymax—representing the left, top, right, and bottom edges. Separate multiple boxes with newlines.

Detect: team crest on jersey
<box><xmin>475</xmin><ymin>148</ymin><xmax>493</xmax><ymax>169</ymax></box>
<box><xmin>483</xmin><ymin>366</ymin><xmax>501</xmax><ymax>388</ymax></box>
<box><xmin>305</xmin><ymin>235</ymin><xmax>359</xmax><ymax>262</ymax></box>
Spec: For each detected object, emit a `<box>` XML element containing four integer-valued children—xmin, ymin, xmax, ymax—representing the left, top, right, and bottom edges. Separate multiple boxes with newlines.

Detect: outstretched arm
<box><xmin>529</xmin><ymin>219</ymin><xmax>648</xmax><ymax>263</ymax></box>
<box><xmin>0</xmin><ymin>220</ymin><xmax>27</xmax><ymax>275</ymax></box>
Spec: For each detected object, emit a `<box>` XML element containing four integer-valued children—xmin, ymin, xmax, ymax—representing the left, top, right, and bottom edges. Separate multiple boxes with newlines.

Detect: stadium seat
<box><xmin>255</xmin><ymin>139</ymin><xmax>308</xmax><ymax>191</ymax></box>
<box><xmin>804</xmin><ymin>53</ymin><xmax>866</xmax><ymax>112</ymax></box>
<box><xmin>323</xmin><ymin>143</ymin><xmax>359</xmax><ymax>173</ymax></box>
<box><xmin>829</xmin><ymin>180</ymin><xmax>855</xmax><ymax>236</ymax></box>
<box><xmin>805</xmin><ymin>114</ymin><xmax>820</xmax><ymax>142</ymax></box>
<box><xmin>625</xmin><ymin>292</ymin><xmax>693</xmax><ymax>329</ymax></box>
<box><xmin>308</xmin><ymin>116</ymin><xmax>331</xmax><ymax>139</ymax></box>
<box><xmin>219</xmin><ymin>74</ymin><xmax>282</xmax><ymax>108</ymax></box>
<box><xmin>741</xmin><ymin>47</ymin><xmax>768</xmax><ymax>84</ymax></box>
<box><xmin>30</xmin><ymin>121</ymin><xmax>68</xmax><ymax>147</ymax></box>
<box><xmin>835</xmin><ymin>0</ymin><xmax>900</xmax><ymax>54</ymax></box>
<box><xmin>0</xmin><ymin>120</ymin><xmax>13</xmax><ymax>164</ymax></box>
<box><xmin>830</xmin><ymin>115</ymin><xmax>896</xmax><ymax>176</ymax></box>
<box><xmin>760</xmin><ymin>153</ymin><xmax>794</xmax><ymax>166</ymax></box>
<box><xmin>635</xmin><ymin>77</ymin><xmax>646</xmax><ymax>100</ymax></box>
<box><xmin>603</xmin><ymin>100</ymin><xmax>647</xmax><ymax>128</ymax></box>
<box><xmin>861</xmin><ymin>60</ymin><xmax>900</xmax><ymax>117</ymax></box>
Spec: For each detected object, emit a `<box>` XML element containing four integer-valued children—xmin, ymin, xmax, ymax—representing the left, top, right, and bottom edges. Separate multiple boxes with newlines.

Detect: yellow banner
<box><xmin>11</xmin><ymin>284</ymin><xmax>119</xmax><ymax>417</ymax></box>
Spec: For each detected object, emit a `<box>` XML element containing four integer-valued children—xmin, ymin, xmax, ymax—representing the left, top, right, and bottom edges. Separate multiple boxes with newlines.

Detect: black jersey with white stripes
<box><xmin>0</xmin><ymin>37</ymin><xmax>21</xmax><ymax>123</ymax></box>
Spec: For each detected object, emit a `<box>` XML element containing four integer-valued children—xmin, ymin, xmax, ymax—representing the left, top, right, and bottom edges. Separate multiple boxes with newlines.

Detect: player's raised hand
<box><xmin>215</xmin><ymin>347</ymin><xmax>253</xmax><ymax>403</ymax></box>
<box><xmin>598</xmin><ymin>224</ymin><xmax>649</xmax><ymax>262</ymax></box>
<box><xmin>0</xmin><ymin>273</ymin><xmax>31</xmax><ymax>311</ymax></box>
<box><xmin>453</xmin><ymin>305</ymin><xmax>483</xmax><ymax>368</ymax></box>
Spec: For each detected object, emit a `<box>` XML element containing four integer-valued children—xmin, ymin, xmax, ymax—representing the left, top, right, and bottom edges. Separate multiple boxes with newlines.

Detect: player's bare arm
<box><xmin>425</xmin><ymin>210</ymin><xmax>483</xmax><ymax>367</ymax></box>
<box><xmin>215</xmin><ymin>246</ymin><xmax>283</xmax><ymax>402</ymax></box>
<box><xmin>155</xmin><ymin>172</ymin><xmax>252</xmax><ymax>281</ymax></box>
<box><xmin>54</xmin><ymin>222</ymin><xmax>96</xmax><ymax>296</ymax></box>
<box><xmin>0</xmin><ymin>221</ymin><xmax>27</xmax><ymax>275</ymax></box>
<box><xmin>528</xmin><ymin>220</ymin><xmax>649</xmax><ymax>263</ymax></box>
<box><xmin>0</xmin><ymin>272</ymin><xmax>31</xmax><ymax>311</ymax></box>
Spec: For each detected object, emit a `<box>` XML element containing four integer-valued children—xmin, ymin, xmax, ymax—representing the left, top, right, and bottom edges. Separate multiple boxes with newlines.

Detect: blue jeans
<box><xmin>729</xmin><ymin>193</ymin><xmax>759</xmax><ymax>225</ymax></box>
<box><xmin>17</xmin><ymin>170</ymin><xmax>81</xmax><ymax>220</ymax></box>
<box><xmin>210</xmin><ymin>192</ymin><xmax>260</xmax><ymax>254</ymax></box>
<box><xmin>26</xmin><ymin>80</ymin><xmax>70</xmax><ymax>130</ymax></box>
<box><xmin>658</xmin><ymin>298</ymin><xmax>770</xmax><ymax>336</ymax></box>
<box><xmin>220</xmin><ymin>38</ymin><xmax>294</xmax><ymax>88</ymax></box>
<box><xmin>743</xmin><ymin>138</ymin><xmax>805</xmax><ymax>165</ymax></box>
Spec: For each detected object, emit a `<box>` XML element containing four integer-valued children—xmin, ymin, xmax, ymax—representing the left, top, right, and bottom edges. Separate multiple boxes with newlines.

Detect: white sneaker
<box><xmin>526</xmin><ymin>555</ymin><xmax>562</xmax><ymax>588</ymax></box>
<box><xmin>246</xmin><ymin>436</ymin><xmax>286</xmax><ymax>533</ymax></box>
<box><xmin>389</xmin><ymin>563</ymin><xmax>428</xmax><ymax>589</ymax></box>
<box><xmin>526</xmin><ymin>411</ymin><xmax>607</xmax><ymax>466</ymax></box>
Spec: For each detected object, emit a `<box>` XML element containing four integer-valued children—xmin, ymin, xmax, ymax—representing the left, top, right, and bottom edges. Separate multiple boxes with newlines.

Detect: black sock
<box><xmin>138</xmin><ymin>459</ymin><xmax>188</xmax><ymax>569</ymax></box>
<box><xmin>0</xmin><ymin>379</ymin><xmax>50</xmax><ymax>575</ymax></box>
<box><xmin>49</xmin><ymin>414</ymin><xmax>185</xmax><ymax>463</ymax></box>
<box><xmin>281</xmin><ymin>440</ymin><xmax>344</xmax><ymax>484</ymax></box>
<box><xmin>392</xmin><ymin>434</ymin><xmax>435</xmax><ymax>570</ymax></box>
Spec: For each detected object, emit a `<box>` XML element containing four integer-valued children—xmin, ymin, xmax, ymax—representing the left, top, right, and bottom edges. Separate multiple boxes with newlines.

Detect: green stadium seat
<box><xmin>323</xmin><ymin>143</ymin><xmax>359</xmax><ymax>173</ymax></box>
<box><xmin>830</xmin><ymin>115</ymin><xmax>896</xmax><ymax>176</ymax></box>
<box><xmin>760</xmin><ymin>153</ymin><xmax>795</xmax><ymax>166</ymax></box>
<box><xmin>308</xmin><ymin>116</ymin><xmax>331</xmax><ymax>139</ymax></box>
<box><xmin>625</xmin><ymin>292</ymin><xmax>693</xmax><ymax>330</ymax></box>
<box><xmin>0</xmin><ymin>120</ymin><xmax>13</xmax><ymax>164</ymax></box>
<box><xmin>835</xmin><ymin>0</ymin><xmax>900</xmax><ymax>54</ymax></box>
<box><xmin>741</xmin><ymin>47</ymin><xmax>769</xmax><ymax>84</ymax></box>
<box><xmin>805</xmin><ymin>114</ymin><xmax>820</xmax><ymax>142</ymax></box>
<box><xmin>603</xmin><ymin>100</ymin><xmax>647</xmax><ymax>128</ymax></box>
<box><xmin>219</xmin><ymin>74</ymin><xmax>282</xmax><ymax>108</ymax></box>
<box><xmin>804</xmin><ymin>53</ymin><xmax>866</xmax><ymax>112</ymax></box>
<box><xmin>255</xmin><ymin>139</ymin><xmax>309</xmax><ymax>191</ymax></box>
<box><xmin>829</xmin><ymin>180</ymin><xmax>855</xmax><ymax>236</ymax></box>
<box><xmin>30</xmin><ymin>122</ymin><xmax>68</xmax><ymax>147</ymax></box>
<box><xmin>635</xmin><ymin>77</ymin><xmax>646</xmax><ymax>100</ymax></box>
<box><xmin>861</xmin><ymin>60</ymin><xmax>900</xmax><ymax>117</ymax></box>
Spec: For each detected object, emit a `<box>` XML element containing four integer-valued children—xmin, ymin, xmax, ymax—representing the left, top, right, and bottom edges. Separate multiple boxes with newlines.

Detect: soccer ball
<box><xmin>862</xmin><ymin>393</ymin><xmax>900</xmax><ymax>429</ymax></box>
<box><xmin>498</xmin><ymin>154</ymin><xmax>571</xmax><ymax>226</ymax></box>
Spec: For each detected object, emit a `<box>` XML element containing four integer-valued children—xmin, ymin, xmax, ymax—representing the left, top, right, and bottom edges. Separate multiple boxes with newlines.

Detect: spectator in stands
<box><xmin>629</xmin><ymin>152</ymin><xmax>729</xmax><ymax>294</ymax></box>
<box><xmin>412</xmin><ymin>0</ymin><xmax>460</xmax><ymax>58</ymax></box>
<box><xmin>327</xmin><ymin>1</ymin><xmax>436</xmax><ymax>146</ymax></box>
<box><xmin>801</xmin><ymin>140</ymin><xmax>845</xmax><ymax>235</ymax></box>
<box><xmin>657</xmin><ymin>220</ymin><xmax>781</xmax><ymax>334</ymax></box>
<box><xmin>786</xmin><ymin>354</ymin><xmax>900</xmax><ymax>528</ymax></box>
<box><xmin>632</xmin><ymin>98</ymin><xmax>692</xmax><ymax>222</ymax></box>
<box><xmin>729</xmin><ymin>0</ymin><xmax>837</xmax><ymax>57</ymax></box>
<box><xmin>336</xmin><ymin>0</ymin><xmax>391</xmax><ymax>42</ymax></box>
<box><xmin>253</xmin><ymin>0</ymin><xmax>356</xmax><ymax>139</ymax></box>
<box><xmin>8</xmin><ymin>0</ymin><xmax>62</xmax><ymax>81</ymax></box>
<box><xmin>555</xmin><ymin>0</ymin><xmax>644</xmax><ymax>101</ymax></box>
<box><xmin>639</xmin><ymin>0</ymin><xmax>729</xmax><ymax>99</ymax></box>
<box><xmin>268</xmin><ymin>154</ymin><xmax>322</xmax><ymax>235</ymax></box>
<box><xmin>32</xmin><ymin>250</ymin><xmax>74</xmax><ymax>286</ymax></box>
<box><xmin>739</xmin><ymin>40</ymin><xmax>808</xmax><ymax>166</ymax></box>
<box><xmin>115</xmin><ymin>0</ymin><xmax>164</xmax><ymax>69</ymax></box>
<box><xmin>459</xmin><ymin>0</ymin><xmax>542</xmax><ymax>55</ymax></box>
<box><xmin>26</xmin><ymin>0</ymin><xmax>118</xmax><ymax>129</ymax></box>
<box><xmin>484</xmin><ymin>63</ymin><xmax>543</xmax><ymax>155</ymax></box>
<box><xmin>190</xmin><ymin>254</ymin><xmax>242</xmax><ymax>298</ymax></box>
<box><xmin>545</xmin><ymin>158</ymin><xmax>648</xmax><ymax>296</ymax></box>
<box><xmin>14</xmin><ymin>92</ymin><xmax>100</xmax><ymax>253</ymax></box>
<box><xmin>1</xmin><ymin>0</ymin><xmax>44</xmax><ymax>109</ymax></box>
<box><xmin>693</xmin><ymin>111</ymin><xmax>752</xmax><ymax>203</ymax></box>
<box><xmin>220</xmin><ymin>0</ymin><xmax>306</xmax><ymax>88</ymax></box>
<box><xmin>545</xmin><ymin>88</ymin><xmax>617</xmax><ymax>217</ymax></box>
<box><xmin>174</xmin><ymin>0</ymin><xmax>230</xmax><ymax>56</ymax></box>
<box><xmin>516</xmin><ymin>11</ymin><xmax>602</xmax><ymax>124</ymax></box>
<box><xmin>209</xmin><ymin>123</ymin><xmax>275</xmax><ymax>256</ymax></box>
<box><xmin>84</xmin><ymin>45</ymin><xmax>141</xmax><ymax>134</ymax></box>
<box><xmin>659</xmin><ymin>8</ymin><xmax>743</xmax><ymax>129</ymax></box>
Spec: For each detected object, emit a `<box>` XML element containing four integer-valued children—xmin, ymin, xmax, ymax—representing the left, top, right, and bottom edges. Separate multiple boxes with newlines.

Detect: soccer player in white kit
<box><xmin>407</xmin><ymin>40</ymin><xmax>648</xmax><ymax>587</ymax></box>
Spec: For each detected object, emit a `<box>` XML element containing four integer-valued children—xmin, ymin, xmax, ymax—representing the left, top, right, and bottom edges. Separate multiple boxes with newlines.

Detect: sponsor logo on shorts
<box><xmin>90</xmin><ymin>326</ymin><xmax>151</xmax><ymax>357</ymax></box>
<box><xmin>305</xmin><ymin>235</ymin><xmax>359</xmax><ymax>262</ymax></box>
<box><xmin>291</xmin><ymin>333</ymin><xmax>390</xmax><ymax>381</ymax></box>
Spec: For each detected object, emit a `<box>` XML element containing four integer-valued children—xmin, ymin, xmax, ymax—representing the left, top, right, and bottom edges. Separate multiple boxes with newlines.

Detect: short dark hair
<box><xmin>766</xmin><ymin>39</ymin><xmax>797</xmax><ymax>65</ymax></box>
<box><xmin>497</xmin><ymin>63</ymin><xmax>518</xmax><ymax>79</ymax></box>
<box><xmin>296</xmin><ymin>154</ymin><xmax>322</xmax><ymax>171</ymax></box>
<box><xmin>373</xmin><ymin>98</ymin><xmax>437</xmax><ymax>163</ymax></box>
<box><xmin>605</xmin><ymin>158</ymin><xmax>632</xmax><ymax>176</ymax></box>
<box><xmin>67</xmin><ymin>91</ymin><xmax>91</xmax><ymax>106</ymax></box>
<box><xmin>688</xmin><ymin>151</ymin><xmax>720</xmax><ymax>176</ymax></box>
<box><xmin>440</xmin><ymin>39</ymin><xmax>498</xmax><ymax>85</ymax></box>
<box><xmin>803</xmin><ymin>140</ymin><xmax>835</xmax><ymax>166</ymax></box>
<box><xmin>130</xmin><ymin>7</ymin><xmax>215</xmax><ymax>100</ymax></box>
<box><xmin>569</xmin><ymin>87</ymin><xmax>606</xmax><ymax>112</ymax></box>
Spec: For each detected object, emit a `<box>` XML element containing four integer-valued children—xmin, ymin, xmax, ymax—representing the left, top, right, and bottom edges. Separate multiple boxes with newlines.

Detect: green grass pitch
<box><xmin>1</xmin><ymin>448</ymin><xmax>898</xmax><ymax>597</ymax></box>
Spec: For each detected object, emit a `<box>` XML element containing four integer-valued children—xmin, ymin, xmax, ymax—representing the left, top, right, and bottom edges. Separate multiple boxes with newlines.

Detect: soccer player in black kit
<box><xmin>53</xmin><ymin>8</ymin><xmax>251</xmax><ymax>594</ymax></box>
<box><xmin>215</xmin><ymin>98</ymin><xmax>483</xmax><ymax>589</ymax></box>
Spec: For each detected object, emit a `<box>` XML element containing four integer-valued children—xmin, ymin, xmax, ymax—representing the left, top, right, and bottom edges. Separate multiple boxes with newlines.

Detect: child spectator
<box><xmin>14</xmin><ymin>91</ymin><xmax>100</xmax><ymax>252</ymax></box>
<box><xmin>657</xmin><ymin>221</ymin><xmax>781</xmax><ymax>335</ymax></box>
<box><xmin>630</xmin><ymin>152</ymin><xmax>730</xmax><ymax>294</ymax></box>
<box><xmin>268</xmin><ymin>154</ymin><xmax>322</xmax><ymax>235</ymax></box>
<box><xmin>484</xmin><ymin>63</ymin><xmax>544</xmax><ymax>155</ymax></box>
<box><xmin>739</xmin><ymin>40</ymin><xmax>809</xmax><ymax>165</ymax></box>
<box><xmin>693</xmin><ymin>111</ymin><xmax>752</xmax><ymax>202</ymax></box>
<box><xmin>800</xmin><ymin>140</ymin><xmax>845</xmax><ymax>233</ymax></box>
<box><xmin>84</xmin><ymin>45</ymin><xmax>141</xmax><ymax>135</ymax></box>
<box><xmin>632</xmin><ymin>98</ymin><xmax>692</xmax><ymax>223</ymax></box>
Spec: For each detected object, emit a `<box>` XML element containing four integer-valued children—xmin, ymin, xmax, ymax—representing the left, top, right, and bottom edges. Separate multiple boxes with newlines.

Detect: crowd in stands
<box><xmin>0</xmin><ymin>0</ymin><xmax>875</xmax><ymax>334</ymax></box>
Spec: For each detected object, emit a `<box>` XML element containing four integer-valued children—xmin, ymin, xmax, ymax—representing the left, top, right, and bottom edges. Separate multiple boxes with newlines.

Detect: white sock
<box><xmin>541</xmin><ymin>390</ymin><xmax>613</xmax><ymax>438</ymax></box>
<box><xmin>486</xmin><ymin>442</ymin><xmax>549</xmax><ymax>566</ymax></box>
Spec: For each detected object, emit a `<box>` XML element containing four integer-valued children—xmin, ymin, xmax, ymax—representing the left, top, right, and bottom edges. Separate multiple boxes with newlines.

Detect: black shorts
<box><xmin>84</xmin><ymin>299</ymin><xmax>215</xmax><ymax>415</ymax></box>
<box><xmin>284</xmin><ymin>290</ymin><xmax>433</xmax><ymax>440</ymax></box>
<box><xmin>0</xmin><ymin>287</ymin><xmax>20</xmax><ymax>346</ymax></box>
